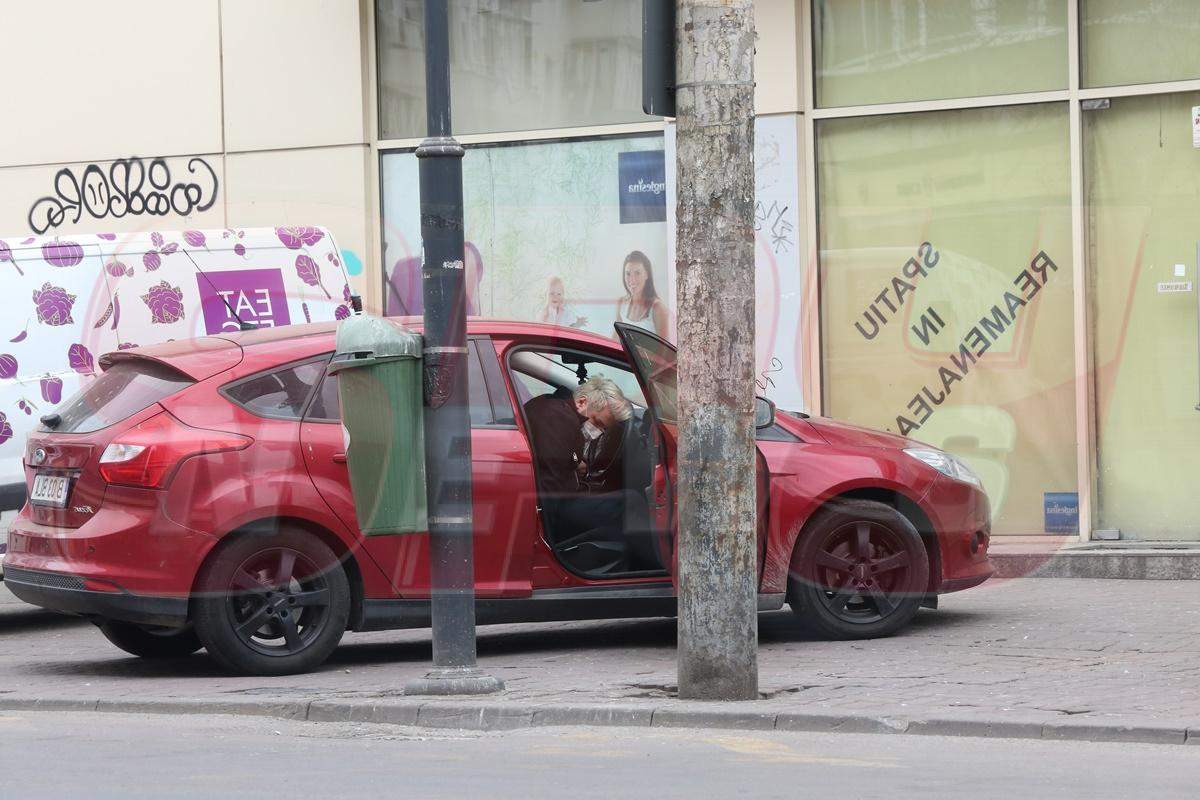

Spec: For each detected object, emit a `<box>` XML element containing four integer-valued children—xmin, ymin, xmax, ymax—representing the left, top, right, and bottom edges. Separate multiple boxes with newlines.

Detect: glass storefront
<box><xmin>375</xmin><ymin>0</ymin><xmax>645</xmax><ymax>139</ymax></box>
<box><xmin>380</xmin><ymin>134</ymin><xmax>668</xmax><ymax>338</ymax></box>
<box><xmin>813</xmin><ymin>0</ymin><xmax>1068</xmax><ymax>108</ymax></box>
<box><xmin>1087</xmin><ymin>91</ymin><xmax>1200</xmax><ymax>539</ymax></box>
<box><xmin>818</xmin><ymin>104</ymin><xmax>1076</xmax><ymax>535</ymax></box>
<box><xmin>1082</xmin><ymin>1</ymin><xmax>1200</xmax><ymax>89</ymax></box>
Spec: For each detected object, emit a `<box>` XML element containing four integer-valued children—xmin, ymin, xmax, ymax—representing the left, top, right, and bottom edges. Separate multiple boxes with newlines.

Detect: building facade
<box><xmin>0</xmin><ymin>1</ymin><xmax>1198</xmax><ymax>541</ymax></box>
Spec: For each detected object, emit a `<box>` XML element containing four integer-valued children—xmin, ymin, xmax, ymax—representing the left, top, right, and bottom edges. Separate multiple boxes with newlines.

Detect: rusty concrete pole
<box><xmin>674</xmin><ymin>0</ymin><xmax>759</xmax><ymax>700</ymax></box>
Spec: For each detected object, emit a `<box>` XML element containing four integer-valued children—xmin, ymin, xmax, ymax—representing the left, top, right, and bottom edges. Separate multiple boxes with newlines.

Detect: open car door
<box><xmin>614</xmin><ymin>323</ymin><xmax>771</xmax><ymax>585</ymax></box>
<box><xmin>613</xmin><ymin>323</ymin><xmax>683</xmax><ymax>578</ymax></box>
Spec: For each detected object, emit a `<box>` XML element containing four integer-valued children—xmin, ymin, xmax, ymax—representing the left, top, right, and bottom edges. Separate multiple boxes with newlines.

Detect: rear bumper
<box><xmin>4</xmin><ymin>566</ymin><xmax>188</xmax><ymax>627</ymax></box>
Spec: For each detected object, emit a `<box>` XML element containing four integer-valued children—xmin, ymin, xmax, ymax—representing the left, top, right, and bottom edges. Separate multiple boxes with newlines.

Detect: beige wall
<box><xmin>0</xmin><ymin>0</ymin><xmax>373</xmax><ymax>294</ymax></box>
<box><xmin>755</xmin><ymin>0</ymin><xmax>802</xmax><ymax>115</ymax></box>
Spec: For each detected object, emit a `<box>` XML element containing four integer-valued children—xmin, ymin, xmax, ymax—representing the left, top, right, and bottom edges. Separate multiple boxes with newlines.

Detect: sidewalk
<box><xmin>2</xmin><ymin>578</ymin><xmax>1199</xmax><ymax>745</ymax></box>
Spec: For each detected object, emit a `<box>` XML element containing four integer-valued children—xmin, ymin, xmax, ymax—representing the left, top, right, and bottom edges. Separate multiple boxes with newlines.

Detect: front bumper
<box><xmin>4</xmin><ymin>566</ymin><xmax>189</xmax><ymax>627</ymax></box>
<box><xmin>922</xmin><ymin>474</ymin><xmax>994</xmax><ymax>592</ymax></box>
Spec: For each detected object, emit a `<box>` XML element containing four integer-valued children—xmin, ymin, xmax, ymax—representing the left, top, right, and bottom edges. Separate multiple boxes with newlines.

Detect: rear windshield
<box><xmin>51</xmin><ymin>360</ymin><xmax>194</xmax><ymax>434</ymax></box>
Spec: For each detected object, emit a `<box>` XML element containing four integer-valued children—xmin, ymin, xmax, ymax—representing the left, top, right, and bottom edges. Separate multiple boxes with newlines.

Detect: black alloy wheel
<box><xmin>193</xmin><ymin>528</ymin><xmax>350</xmax><ymax>676</ymax></box>
<box><xmin>788</xmin><ymin>499</ymin><xmax>929</xmax><ymax>639</ymax></box>
<box><xmin>225</xmin><ymin>548</ymin><xmax>332</xmax><ymax>657</ymax></box>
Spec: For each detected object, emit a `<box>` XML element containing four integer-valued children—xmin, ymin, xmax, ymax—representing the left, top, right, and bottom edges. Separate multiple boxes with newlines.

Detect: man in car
<box><xmin>524</xmin><ymin>377</ymin><xmax>632</xmax><ymax>549</ymax></box>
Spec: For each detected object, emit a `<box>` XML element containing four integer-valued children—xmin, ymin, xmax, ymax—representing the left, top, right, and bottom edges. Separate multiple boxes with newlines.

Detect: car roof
<box><xmin>104</xmin><ymin>317</ymin><xmax>627</xmax><ymax>375</ymax></box>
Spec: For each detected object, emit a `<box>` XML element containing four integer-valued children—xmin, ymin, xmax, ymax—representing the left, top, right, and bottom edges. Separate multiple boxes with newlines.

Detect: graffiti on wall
<box><xmin>27</xmin><ymin>156</ymin><xmax>220</xmax><ymax>234</ymax></box>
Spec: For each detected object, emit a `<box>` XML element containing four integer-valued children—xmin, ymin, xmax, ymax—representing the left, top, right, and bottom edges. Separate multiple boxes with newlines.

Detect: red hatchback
<box><xmin>4</xmin><ymin>320</ymin><xmax>992</xmax><ymax>675</ymax></box>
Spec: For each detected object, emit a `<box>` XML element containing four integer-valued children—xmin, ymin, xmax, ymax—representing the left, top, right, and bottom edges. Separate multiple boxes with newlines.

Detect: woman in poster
<box><xmin>616</xmin><ymin>250</ymin><xmax>668</xmax><ymax>339</ymax></box>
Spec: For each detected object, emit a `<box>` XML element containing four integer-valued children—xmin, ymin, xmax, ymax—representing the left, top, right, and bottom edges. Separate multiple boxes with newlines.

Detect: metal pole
<box><xmin>674</xmin><ymin>0</ymin><xmax>759</xmax><ymax>700</ymax></box>
<box><xmin>405</xmin><ymin>0</ymin><xmax>502</xmax><ymax>696</ymax></box>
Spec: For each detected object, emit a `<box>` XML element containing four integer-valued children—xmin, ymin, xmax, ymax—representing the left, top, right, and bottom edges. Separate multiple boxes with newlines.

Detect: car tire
<box><xmin>193</xmin><ymin>528</ymin><xmax>350</xmax><ymax>676</ymax></box>
<box><xmin>98</xmin><ymin>620</ymin><xmax>204</xmax><ymax>659</ymax></box>
<box><xmin>787</xmin><ymin>499</ymin><xmax>930</xmax><ymax>640</ymax></box>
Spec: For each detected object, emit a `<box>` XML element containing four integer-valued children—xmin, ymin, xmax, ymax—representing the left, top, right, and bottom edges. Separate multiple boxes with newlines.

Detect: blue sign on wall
<box><xmin>1044</xmin><ymin>492</ymin><xmax>1079</xmax><ymax>533</ymax></box>
<box><xmin>618</xmin><ymin>150</ymin><xmax>667</xmax><ymax>224</ymax></box>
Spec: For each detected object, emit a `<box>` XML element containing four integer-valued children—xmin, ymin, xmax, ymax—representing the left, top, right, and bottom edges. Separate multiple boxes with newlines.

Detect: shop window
<box><xmin>376</xmin><ymin>0</ymin><xmax>646</xmax><ymax>139</ymax></box>
<box><xmin>813</xmin><ymin>0</ymin><xmax>1068</xmax><ymax>108</ymax></box>
<box><xmin>1082</xmin><ymin>0</ymin><xmax>1200</xmax><ymax>88</ymax></box>
<box><xmin>1086</xmin><ymin>92</ymin><xmax>1200</xmax><ymax>539</ymax></box>
<box><xmin>380</xmin><ymin>134</ymin><xmax>669</xmax><ymax>342</ymax></box>
<box><xmin>817</xmin><ymin>103</ymin><xmax>1075</xmax><ymax>535</ymax></box>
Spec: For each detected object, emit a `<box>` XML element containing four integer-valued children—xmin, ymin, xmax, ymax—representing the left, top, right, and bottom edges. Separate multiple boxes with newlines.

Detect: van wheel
<box><xmin>193</xmin><ymin>528</ymin><xmax>350</xmax><ymax>676</ymax></box>
<box><xmin>98</xmin><ymin>620</ymin><xmax>203</xmax><ymax>659</ymax></box>
<box><xmin>787</xmin><ymin>499</ymin><xmax>929</xmax><ymax>640</ymax></box>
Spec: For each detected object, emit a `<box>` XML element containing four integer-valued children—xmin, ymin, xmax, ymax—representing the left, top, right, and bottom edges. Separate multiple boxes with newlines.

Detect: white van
<box><xmin>0</xmin><ymin>226</ymin><xmax>352</xmax><ymax>517</ymax></box>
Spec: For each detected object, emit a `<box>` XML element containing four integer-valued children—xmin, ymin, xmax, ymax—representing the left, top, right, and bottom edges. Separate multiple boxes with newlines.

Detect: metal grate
<box><xmin>3</xmin><ymin>566</ymin><xmax>86</xmax><ymax>591</ymax></box>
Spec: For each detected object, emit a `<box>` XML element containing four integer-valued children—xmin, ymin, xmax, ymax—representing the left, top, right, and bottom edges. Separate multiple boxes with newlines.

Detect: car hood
<box><xmin>803</xmin><ymin>416</ymin><xmax>912</xmax><ymax>450</ymax></box>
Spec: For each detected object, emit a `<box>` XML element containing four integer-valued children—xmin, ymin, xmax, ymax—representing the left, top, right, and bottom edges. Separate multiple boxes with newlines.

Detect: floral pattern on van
<box><xmin>276</xmin><ymin>226</ymin><xmax>324</xmax><ymax>250</ymax></box>
<box><xmin>142</xmin><ymin>281</ymin><xmax>185</xmax><ymax>324</ymax></box>
<box><xmin>33</xmin><ymin>283</ymin><xmax>76</xmax><ymax>325</ymax></box>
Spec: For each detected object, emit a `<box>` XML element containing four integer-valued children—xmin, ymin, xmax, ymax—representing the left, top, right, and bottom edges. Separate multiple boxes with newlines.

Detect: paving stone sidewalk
<box><xmin>2</xmin><ymin>578</ymin><xmax>1199</xmax><ymax>744</ymax></box>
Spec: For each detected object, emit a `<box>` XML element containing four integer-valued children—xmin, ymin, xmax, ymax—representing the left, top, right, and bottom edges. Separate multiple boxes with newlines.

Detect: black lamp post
<box><xmin>404</xmin><ymin>0</ymin><xmax>502</xmax><ymax>696</ymax></box>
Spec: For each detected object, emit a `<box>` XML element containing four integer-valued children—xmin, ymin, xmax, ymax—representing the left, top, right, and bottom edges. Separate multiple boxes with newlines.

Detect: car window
<box><xmin>224</xmin><ymin>359</ymin><xmax>325</xmax><ymax>420</ymax></box>
<box><xmin>306</xmin><ymin>341</ymin><xmax>495</xmax><ymax>427</ymax></box>
<box><xmin>51</xmin><ymin>360</ymin><xmax>194</xmax><ymax>434</ymax></box>
<box><xmin>617</xmin><ymin>326</ymin><xmax>677</xmax><ymax>423</ymax></box>
<box><xmin>307</xmin><ymin>370</ymin><xmax>341</xmax><ymax>422</ymax></box>
<box><xmin>508</xmin><ymin>348</ymin><xmax>646</xmax><ymax>410</ymax></box>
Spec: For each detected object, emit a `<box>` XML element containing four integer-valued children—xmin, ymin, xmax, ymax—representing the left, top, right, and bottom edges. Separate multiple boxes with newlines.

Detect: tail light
<box><xmin>98</xmin><ymin>411</ymin><xmax>251</xmax><ymax>488</ymax></box>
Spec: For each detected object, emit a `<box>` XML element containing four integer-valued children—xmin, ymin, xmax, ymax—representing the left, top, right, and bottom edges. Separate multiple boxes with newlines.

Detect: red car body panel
<box><xmin>4</xmin><ymin>319</ymin><xmax>992</xmax><ymax>629</ymax></box>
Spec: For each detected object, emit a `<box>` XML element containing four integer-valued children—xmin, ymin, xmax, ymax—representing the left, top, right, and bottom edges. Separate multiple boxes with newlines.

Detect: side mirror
<box><xmin>754</xmin><ymin>396</ymin><xmax>776</xmax><ymax>429</ymax></box>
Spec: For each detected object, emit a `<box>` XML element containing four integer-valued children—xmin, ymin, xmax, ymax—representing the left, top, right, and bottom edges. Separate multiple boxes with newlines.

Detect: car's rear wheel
<box><xmin>193</xmin><ymin>528</ymin><xmax>350</xmax><ymax>676</ymax></box>
<box><xmin>787</xmin><ymin>499</ymin><xmax>929</xmax><ymax>640</ymax></box>
<box><xmin>98</xmin><ymin>620</ymin><xmax>204</xmax><ymax>659</ymax></box>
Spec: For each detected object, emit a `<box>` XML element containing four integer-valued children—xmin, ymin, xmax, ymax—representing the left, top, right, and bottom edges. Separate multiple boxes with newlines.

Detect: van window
<box><xmin>52</xmin><ymin>361</ymin><xmax>194</xmax><ymax>434</ymax></box>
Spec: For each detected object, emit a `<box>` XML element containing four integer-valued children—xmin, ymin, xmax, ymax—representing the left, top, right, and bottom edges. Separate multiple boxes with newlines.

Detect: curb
<box><xmin>991</xmin><ymin>551</ymin><xmax>1200</xmax><ymax>580</ymax></box>
<box><xmin>2</xmin><ymin>696</ymin><xmax>1197</xmax><ymax>746</ymax></box>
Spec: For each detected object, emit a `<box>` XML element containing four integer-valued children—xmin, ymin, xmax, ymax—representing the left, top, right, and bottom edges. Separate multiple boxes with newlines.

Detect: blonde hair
<box><xmin>573</xmin><ymin>376</ymin><xmax>632</xmax><ymax>422</ymax></box>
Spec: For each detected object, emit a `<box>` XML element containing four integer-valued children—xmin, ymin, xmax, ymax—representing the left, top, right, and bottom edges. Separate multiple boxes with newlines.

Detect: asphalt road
<box><xmin>2</xmin><ymin>710</ymin><xmax>1198</xmax><ymax>799</ymax></box>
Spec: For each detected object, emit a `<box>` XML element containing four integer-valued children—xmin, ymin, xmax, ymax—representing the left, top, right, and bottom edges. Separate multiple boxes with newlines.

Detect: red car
<box><xmin>4</xmin><ymin>320</ymin><xmax>992</xmax><ymax>675</ymax></box>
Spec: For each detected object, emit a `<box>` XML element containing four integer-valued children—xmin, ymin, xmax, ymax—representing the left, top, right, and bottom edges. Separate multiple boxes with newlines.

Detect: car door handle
<box><xmin>332</xmin><ymin>452</ymin><xmax>347</xmax><ymax>464</ymax></box>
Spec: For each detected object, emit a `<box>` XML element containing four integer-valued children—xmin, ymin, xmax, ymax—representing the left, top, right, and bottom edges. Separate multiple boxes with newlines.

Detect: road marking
<box><xmin>703</xmin><ymin>735</ymin><xmax>900</xmax><ymax>768</ymax></box>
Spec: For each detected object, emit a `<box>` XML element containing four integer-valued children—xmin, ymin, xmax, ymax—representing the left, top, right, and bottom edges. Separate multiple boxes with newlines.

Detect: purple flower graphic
<box><xmin>151</xmin><ymin>232</ymin><xmax>164</xmax><ymax>249</ymax></box>
<box><xmin>234</xmin><ymin>243</ymin><xmax>246</xmax><ymax>257</ymax></box>
<box><xmin>334</xmin><ymin>304</ymin><xmax>351</xmax><ymax>321</ymax></box>
<box><xmin>97</xmin><ymin>233</ymin><xmax>117</xmax><ymax>241</ymax></box>
<box><xmin>40</xmin><ymin>376</ymin><xmax>63</xmax><ymax>404</ymax></box>
<box><xmin>183</xmin><ymin>230</ymin><xmax>206</xmax><ymax>248</ymax></box>
<box><xmin>0</xmin><ymin>412</ymin><xmax>11</xmax><ymax>446</ymax></box>
<box><xmin>295</xmin><ymin>255</ymin><xmax>330</xmax><ymax>298</ymax></box>
<box><xmin>117</xmin><ymin>342</ymin><xmax>139</xmax><ymax>350</ymax></box>
<box><xmin>106</xmin><ymin>259</ymin><xmax>132</xmax><ymax>278</ymax></box>
<box><xmin>42</xmin><ymin>239</ymin><xmax>84</xmax><ymax>267</ymax></box>
<box><xmin>342</xmin><ymin>283</ymin><xmax>352</xmax><ymax>304</ymax></box>
<box><xmin>0</xmin><ymin>353</ymin><xmax>16</xmax><ymax>379</ymax></box>
<box><xmin>143</xmin><ymin>251</ymin><xmax>162</xmax><ymax>271</ymax></box>
<box><xmin>33</xmin><ymin>283</ymin><xmax>76</xmax><ymax>326</ymax></box>
<box><xmin>275</xmin><ymin>226</ymin><xmax>325</xmax><ymax>250</ymax></box>
<box><xmin>68</xmin><ymin>343</ymin><xmax>94</xmax><ymax>374</ymax></box>
<box><xmin>0</xmin><ymin>239</ymin><xmax>21</xmax><ymax>276</ymax></box>
<box><xmin>141</xmin><ymin>281</ymin><xmax>185</xmax><ymax>324</ymax></box>
<box><xmin>161</xmin><ymin>243</ymin><xmax>179</xmax><ymax>255</ymax></box>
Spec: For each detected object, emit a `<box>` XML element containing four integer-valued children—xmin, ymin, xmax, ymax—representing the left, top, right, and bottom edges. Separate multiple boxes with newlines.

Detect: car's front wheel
<box><xmin>193</xmin><ymin>528</ymin><xmax>350</xmax><ymax>676</ymax></box>
<box><xmin>787</xmin><ymin>499</ymin><xmax>930</xmax><ymax>639</ymax></box>
<box><xmin>98</xmin><ymin>620</ymin><xmax>204</xmax><ymax>659</ymax></box>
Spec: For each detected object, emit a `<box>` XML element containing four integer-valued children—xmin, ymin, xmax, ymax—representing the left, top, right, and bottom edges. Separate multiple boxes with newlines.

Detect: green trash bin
<box><xmin>329</xmin><ymin>314</ymin><xmax>427</xmax><ymax>536</ymax></box>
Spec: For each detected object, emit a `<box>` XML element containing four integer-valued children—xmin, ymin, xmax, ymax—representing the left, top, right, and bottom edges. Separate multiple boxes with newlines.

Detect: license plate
<box><xmin>30</xmin><ymin>473</ymin><xmax>71</xmax><ymax>508</ymax></box>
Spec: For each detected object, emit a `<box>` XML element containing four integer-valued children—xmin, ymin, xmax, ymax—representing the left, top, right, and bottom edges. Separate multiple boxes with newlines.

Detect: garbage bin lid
<box><xmin>329</xmin><ymin>314</ymin><xmax>423</xmax><ymax>372</ymax></box>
